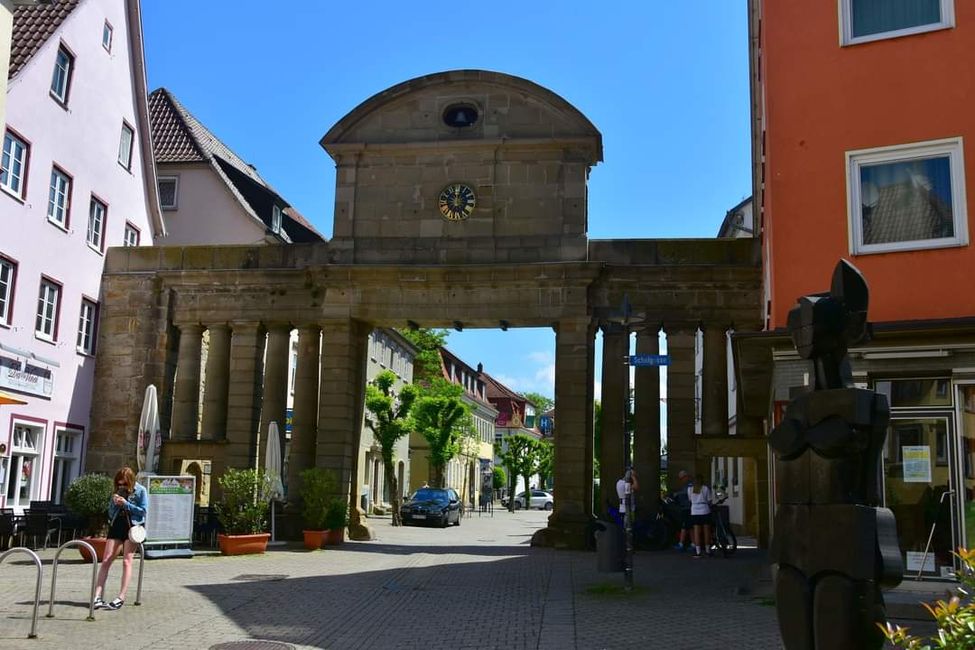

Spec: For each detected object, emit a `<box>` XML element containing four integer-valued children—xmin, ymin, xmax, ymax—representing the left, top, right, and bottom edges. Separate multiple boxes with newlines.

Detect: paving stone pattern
<box><xmin>3</xmin><ymin>509</ymin><xmax>912</xmax><ymax>649</ymax></box>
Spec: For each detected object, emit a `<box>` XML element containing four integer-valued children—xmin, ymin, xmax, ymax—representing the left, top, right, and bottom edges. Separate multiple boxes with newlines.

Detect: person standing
<box><xmin>688</xmin><ymin>473</ymin><xmax>713</xmax><ymax>558</ymax></box>
<box><xmin>93</xmin><ymin>467</ymin><xmax>147</xmax><ymax>610</ymax></box>
<box><xmin>672</xmin><ymin>470</ymin><xmax>693</xmax><ymax>552</ymax></box>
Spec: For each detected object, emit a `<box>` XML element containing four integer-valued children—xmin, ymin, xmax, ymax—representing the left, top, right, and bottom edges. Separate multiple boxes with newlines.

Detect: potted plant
<box><xmin>299</xmin><ymin>467</ymin><xmax>336</xmax><ymax>550</ymax></box>
<box><xmin>64</xmin><ymin>473</ymin><xmax>114</xmax><ymax>562</ymax></box>
<box><xmin>215</xmin><ymin>468</ymin><xmax>272</xmax><ymax>555</ymax></box>
<box><xmin>323</xmin><ymin>497</ymin><xmax>348</xmax><ymax>546</ymax></box>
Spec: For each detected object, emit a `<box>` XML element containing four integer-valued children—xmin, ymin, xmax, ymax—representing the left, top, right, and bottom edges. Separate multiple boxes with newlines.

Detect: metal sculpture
<box><xmin>769</xmin><ymin>260</ymin><xmax>903</xmax><ymax>650</ymax></box>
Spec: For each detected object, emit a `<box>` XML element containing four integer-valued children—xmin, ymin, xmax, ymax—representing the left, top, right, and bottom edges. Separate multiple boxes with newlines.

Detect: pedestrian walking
<box><xmin>673</xmin><ymin>469</ymin><xmax>694</xmax><ymax>552</ymax></box>
<box><xmin>688</xmin><ymin>473</ymin><xmax>713</xmax><ymax>558</ymax></box>
<box><xmin>93</xmin><ymin>467</ymin><xmax>147</xmax><ymax>610</ymax></box>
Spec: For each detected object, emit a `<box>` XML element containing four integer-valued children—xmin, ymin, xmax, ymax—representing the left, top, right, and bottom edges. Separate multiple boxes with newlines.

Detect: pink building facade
<box><xmin>0</xmin><ymin>0</ymin><xmax>162</xmax><ymax>510</ymax></box>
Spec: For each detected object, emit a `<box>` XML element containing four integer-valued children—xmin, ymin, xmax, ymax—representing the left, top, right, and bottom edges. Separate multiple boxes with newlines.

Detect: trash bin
<box><xmin>595</xmin><ymin>519</ymin><xmax>624</xmax><ymax>573</ymax></box>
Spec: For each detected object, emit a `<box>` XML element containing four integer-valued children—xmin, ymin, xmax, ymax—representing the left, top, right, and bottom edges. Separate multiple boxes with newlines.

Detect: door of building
<box><xmin>5</xmin><ymin>423</ymin><xmax>42</xmax><ymax>511</ymax></box>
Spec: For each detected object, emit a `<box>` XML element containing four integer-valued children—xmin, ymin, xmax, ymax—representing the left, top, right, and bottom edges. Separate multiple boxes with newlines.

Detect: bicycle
<box><xmin>710</xmin><ymin>491</ymin><xmax>738</xmax><ymax>557</ymax></box>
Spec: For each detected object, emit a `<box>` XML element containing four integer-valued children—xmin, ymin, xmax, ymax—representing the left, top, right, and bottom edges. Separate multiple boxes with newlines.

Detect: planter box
<box><xmin>77</xmin><ymin>536</ymin><xmax>108</xmax><ymax>562</ymax></box>
<box><xmin>217</xmin><ymin>533</ymin><xmax>270</xmax><ymax>556</ymax></box>
<box><xmin>303</xmin><ymin>530</ymin><xmax>327</xmax><ymax>550</ymax></box>
<box><xmin>324</xmin><ymin>528</ymin><xmax>345</xmax><ymax>546</ymax></box>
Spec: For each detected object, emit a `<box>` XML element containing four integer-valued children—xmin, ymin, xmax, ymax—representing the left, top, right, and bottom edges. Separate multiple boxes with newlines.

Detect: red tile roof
<box><xmin>9</xmin><ymin>0</ymin><xmax>81</xmax><ymax>80</ymax></box>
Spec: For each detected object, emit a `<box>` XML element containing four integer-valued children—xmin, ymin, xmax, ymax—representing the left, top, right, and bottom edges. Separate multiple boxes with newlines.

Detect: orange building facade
<box><xmin>743</xmin><ymin>0</ymin><xmax>975</xmax><ymax>578</ymax></box>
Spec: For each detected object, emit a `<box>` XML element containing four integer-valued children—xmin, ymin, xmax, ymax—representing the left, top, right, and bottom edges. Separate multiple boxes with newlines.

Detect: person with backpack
<box><xmin>688</xmin><ymin>473</ymin><xmax>713</xmax><ymax>559</ymax></box>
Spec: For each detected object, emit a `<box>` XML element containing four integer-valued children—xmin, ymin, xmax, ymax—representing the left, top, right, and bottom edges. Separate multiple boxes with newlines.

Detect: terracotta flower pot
<box><xmin>217</xmin><ymin>533</ymin><xmax>270</xmax><ymax>556</ymax></box>
<box><xmin>303</xmin><ymin>530</ymin><xmax>327</xmax><ymax>550</ymax></box>
<box><xmin>77</xmin><ymin>536</ymin><xmax>108</xmax><ymax>562</ymax></box>
<box><xmin>324</xmin><ymin>528</ymin><xmax>344</xmax><ymax>546</ymax></box>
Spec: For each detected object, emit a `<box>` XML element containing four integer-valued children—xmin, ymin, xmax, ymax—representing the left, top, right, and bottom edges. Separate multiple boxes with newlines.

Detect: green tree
<box><xmin>495</xmin><ymin>434</ymin><xmax>541</xmax><ymax>512</ymax></box>
<box><xmin>492</xmin><ymin>466</ymin><xmax>506</xmax><ymax>491</ymax></box>
<box><xmin>364</xmin><ymin>369</ymin><xmax>418</xmax><ymax>526</ymax></box>
<box><xmin>397</xmin><ymin>328</ymin><xmax>449</xmax><ymax>385</ymax></box>
<box><xmin>536</xmin><ymin>438</ymin><xmax>554</xmax><ymax>490</ymax></box>
<box><xmin>413</xmin><ymin>379</ymin><xmax>474</xmax><ymax>488</ymax></box>
<box><xmin>520</xmin><ymin>392</ymin><xmax>554</xmax><ymax>414</ymax></box>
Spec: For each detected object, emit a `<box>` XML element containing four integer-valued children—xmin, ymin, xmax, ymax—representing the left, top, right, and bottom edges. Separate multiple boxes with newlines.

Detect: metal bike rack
<box><xmin>135</xmin><ymin>542</ymin><xmax>144</xmax><ymax>606</ymax></box>
<box><xmin>47</xmin><ymin>540</ymin><xmax>98</xmax><ymax>621</ymax></box>
<box><xmin>0</xmin><ymin>547</ymin><xmax>44</xmax><ymax>639</ymax></box>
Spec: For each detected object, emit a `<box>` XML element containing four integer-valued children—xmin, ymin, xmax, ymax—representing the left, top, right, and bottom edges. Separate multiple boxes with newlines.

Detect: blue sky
<box><xmin>142</xmin><ymin>1</ymin><xmax>751</xmax><ymax>402</ymax></box>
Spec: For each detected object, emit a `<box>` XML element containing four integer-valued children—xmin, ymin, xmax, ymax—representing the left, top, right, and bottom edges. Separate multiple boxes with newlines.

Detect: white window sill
<box><xmin>842</xmin><ymin>22</ymin><xmax>953</xmax><ymax>47</ymax></box>
<box><xmin>0</xmin><ymin>185</ymin><xmax>25</xmax><ymax>203</ymax></box>
<box><xmin>853</xmin><ymin>237</ymin><xmax>969</xmax><ymax>256</ymax></box>
<box><xmin>86</xmin><ymin>242</ymin><xmax>104</xmax><ymax>256</ymax></box>
<box><xmin>76</xmin><ymin>348</ymin><xmax>95</xmax><ymax>358</ymax></box>
<box><xmin>34</xmin><ymin>332</ymin><xmax>56</xmax><ymax>345</ymax></box>
<box><xmin>47</xmin><ymin>218</ymin><xmax>69</xmax><ymax>232</ymax></box>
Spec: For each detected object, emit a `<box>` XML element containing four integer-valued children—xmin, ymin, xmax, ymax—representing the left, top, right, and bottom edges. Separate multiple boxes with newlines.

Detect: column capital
<box><xmin>295</xmin><ymin>323</ymin><xmax>322</xmax><ymax>334</ymax></box>
<box><xmin>263</xmin><ymin>321</ymin><xmax>293</xmax><ymax>334</ymax></box>
<box><xmin>229</xmin><ymin>321</ymin><xmax>263</xmax><ymax>334</ymax></box>
<box><xmin>204</xmin><ymin>322</ymin><xmax>231</xmax><ymax>332</ymax></box>
<box><xmin>174</xmin><ymin>321</ymin><xmax>205</xmax><ymax>334</ymax></box>
<box><xmin>662</xmin><ymin>321</ymin><xmax>700</xmax><ymax>335</ymax></box>
<box><xmin>598</xmin><ymin>321</ymin><xmax>628</xmax><ymax>336</ymax></box>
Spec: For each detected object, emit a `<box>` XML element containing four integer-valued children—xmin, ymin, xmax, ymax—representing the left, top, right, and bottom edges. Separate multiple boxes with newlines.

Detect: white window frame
<box><xmin>7</xmin><ymin>421</ymin><xmax>44</xmax><ymax>510</ymax></box>
<box><xmin>51</xmin><ymin>427</ymin><xmax>82</xmax><ymax>505</ymax></box>
<box><xmin>158</xmin><ymin>176</ymin><xmax>178</xmax><ymax>210</ymax></box>
<box><xmin>118</xmin><ymin>122</ymin><xmax>134</xmax><ymax>170</ymax></box>
<box><xmin>47</xmin><ymin>166</ymin><xmax>71</xmax><ymax>228</ymax></box>
<box><xmin>77</xmin><ymin>298</ymin><xmax>97</xmax><ymax>355</ymax></box>
<box><xmin>272</xmin><ymin>205</ymin><xmax>283</xmax><ymax>233</ymax></box>
<box><xmin>0</xmin><ymin>256</ymin><xmax>15</xmax><ymax>326</ymax></box>
<box><xmin>35</xmin><ymin>278</ymin><xmax>60</xmax><ymax>341</ymax></box>
<box><xmin>102</xmin><ymin>21</ymin><xmax>113</xmax><ymax>52</ymax></box>
<box><xmin>1</xmin><ymin>130</ymin><xmax>29</xmax><ymax>199</ymax></box>
<box><xmin>50</xmin><ymin>44</ymin><xmax>73</xmax><ymax>104</ymax></box>
<box><xmin>839</xmin><ymin>0</ymin><xmax>955</xmax><ymax>46</ymax></box>
<box><xmin>846</xmin><ymin>137</ymin><xmax>968</xmax><ymax>255</ymax></box>
<box><xmin>123</xmin><ymin>222</ymin><xmax>140</xmax><ymax>247</ymax></box>
<box><xmin>87</xmin><ymin>196</ymin><xmax>106</xmax><ymax>253</ymax></box>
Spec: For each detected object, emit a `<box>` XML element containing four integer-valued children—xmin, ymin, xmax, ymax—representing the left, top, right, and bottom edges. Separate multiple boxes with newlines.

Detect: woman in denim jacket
<box><xmin>93</xmin><ymin>467</ymin><xmax>147</xmax><ymax>610</ymax></box>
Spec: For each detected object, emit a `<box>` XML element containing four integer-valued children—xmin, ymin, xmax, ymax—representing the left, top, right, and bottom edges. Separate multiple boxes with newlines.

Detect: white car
<box><xmin>508</xmin><ymin>490</ymin><xmax>553</xmax><ymax>510</ymax></box>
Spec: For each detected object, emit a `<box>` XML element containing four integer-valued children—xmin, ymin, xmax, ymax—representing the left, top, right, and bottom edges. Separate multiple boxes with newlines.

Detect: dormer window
<box><xmin>102</xmin><ymin>21</ymin><xmax>113</xmax><ymax>52</ymax></box>
<box><xmin>272</xmin><ymin>205</ymin><xmax>283</xmax><ymax>233</ymax></box>
<box><xmin>443</xmin><ymin>104</ymin><xmax>478</xmax><ymax>128</ymax></box>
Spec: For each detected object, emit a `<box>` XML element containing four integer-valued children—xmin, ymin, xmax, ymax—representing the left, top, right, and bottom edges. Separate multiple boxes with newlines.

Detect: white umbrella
<box><xmin>265</xmin><ymin>421</ymin><xmax>285</xmax><ymax>544</ymax></box>
<box><xmin>137</xmin><ymin>384</ymin><xmax>161</xmax><ymax>475</ymax></box>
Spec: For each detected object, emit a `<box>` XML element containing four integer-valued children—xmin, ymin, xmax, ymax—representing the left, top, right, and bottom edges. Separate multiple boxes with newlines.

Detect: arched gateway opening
<box><xmin>87</xmin><ymin>70</ymin><xmax>765</xmax><ymax>549</ymax></box>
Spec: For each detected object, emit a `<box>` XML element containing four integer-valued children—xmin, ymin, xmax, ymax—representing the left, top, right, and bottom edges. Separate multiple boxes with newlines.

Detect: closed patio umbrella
<box><xmin>137</xmin><ymin>384</ymin><xmax>161</xmax><ymax>476</ymax></box>
<box><xmin>265</xmin><ymin>421</ymin><xmax>285</xmax><ymax>544</ymax></box>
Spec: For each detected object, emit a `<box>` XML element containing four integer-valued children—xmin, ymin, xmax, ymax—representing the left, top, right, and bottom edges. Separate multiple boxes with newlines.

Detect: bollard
<box><xmin>135</xmin><ymin>542</ymin><xmax>144</xmax><ymax>605</ymax></box>
<box><xmin>47</xmin><ymin>540</ymin><xmax>98</xmax><ymax>621</ymax></box>
<box><xmin>0</xmin><ymin>547</ymin><xmax>44</xmax><ymax>638</ymax></box>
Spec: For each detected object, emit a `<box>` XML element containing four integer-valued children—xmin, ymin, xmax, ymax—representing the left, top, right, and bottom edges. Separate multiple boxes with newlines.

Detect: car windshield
<box><xmin>410</xmin><ymin>488</ymin><xmax>449</xmax><ymax>503</ymax></box>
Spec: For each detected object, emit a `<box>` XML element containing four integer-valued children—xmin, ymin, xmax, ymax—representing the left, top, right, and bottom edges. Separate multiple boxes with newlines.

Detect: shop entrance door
<box><xmin>883</xmin><ymin>414</ymin><xmax>958</xmax><ymax>579</ymax></box>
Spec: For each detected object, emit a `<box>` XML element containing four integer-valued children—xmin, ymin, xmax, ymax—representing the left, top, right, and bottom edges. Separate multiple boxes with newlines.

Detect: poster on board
<box><xmin>144</xmin><ymin>475</ymin><xmax>195</xmax><ymax>557</ymax></box>
<box><xmin>902</xmin><ymin>446</ymin><xmax>932</xmax><ymax>483</ymax></box>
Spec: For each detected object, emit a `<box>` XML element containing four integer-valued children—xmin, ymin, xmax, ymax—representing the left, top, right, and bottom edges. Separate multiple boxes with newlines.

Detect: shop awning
<box><xmin>0</xmin><ymin>390</ymin><xmax>28</xmax><ymax>406</ymax></box>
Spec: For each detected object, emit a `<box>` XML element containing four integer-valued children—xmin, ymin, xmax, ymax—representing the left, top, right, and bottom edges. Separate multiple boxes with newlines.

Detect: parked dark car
<box><xmin>400</xmin><ymin>487</ymin><xmax>464</xmax><ymax>527</ymax></box>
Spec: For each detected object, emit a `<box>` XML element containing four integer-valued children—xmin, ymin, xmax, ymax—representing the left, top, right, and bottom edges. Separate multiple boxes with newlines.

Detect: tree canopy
<box><xmin>520</xmin><ymin>392</ymin><xmax>553</xmax><ymax>414</ymax></box>
<box><xmin>364</xmin><ymin>369</ymin><xmax>418</xmax><ymax>525</ymax></box>
<box><xmin>413</xmin><ymin>378</ymin><xmax>475</xmax><ymax>488</ymax></box>
<box><xmin>397</xmin><ymin>328</ymin><xmax>449</xmax><ymax>385</ymax></box>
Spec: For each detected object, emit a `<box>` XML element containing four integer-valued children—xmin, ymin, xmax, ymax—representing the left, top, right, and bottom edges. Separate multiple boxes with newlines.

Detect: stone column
<box><xmin>201</xmin><ymin>324</ymin><xmax>231</xmax><ymax>441</ymax></box>
<box><xmin>171</xmin><ymin>323</ymin><xmax>204</xmax><ymax>440</ymax></box>
<box><xmin>633</xmin><ymin>328</ymin><xmax>661</xmax><ymax>520</ymax></box>
<box><xmin>702</xmin><ymin>326</ymin><xmax>729</xmax><ymax>436</ymax></box>
<box><xmin>317</xmin><ymin>319</ymin><xmax>371</xmax><ymax>539</ymax></box>
<box><xmin>666</xmin><ymin>325</ymin><xmax>697</xmax><ymax>490</ymax></box>
<box><xmin>259</xmin><ymin>323</ymin><xmax>292</xmax><ymax>468</ymax></box>
<box><xmin>543</xmin><ymin>317</ymin><xmax>595</xmax><ymax>549</ymax></box>
<box><xmin>222</xmin><ymin>323</ymin><xmax>266</xmax><ymax>474</ymax></box>
<box><xmin>287</xmin><ymin>325</ymin><xmax>321</xmax><ymax>502</ymax></box>
<box><xmin>599</xmin><ymin>323</ymin><xmax>628</xmax><ymax>517</ymax></box>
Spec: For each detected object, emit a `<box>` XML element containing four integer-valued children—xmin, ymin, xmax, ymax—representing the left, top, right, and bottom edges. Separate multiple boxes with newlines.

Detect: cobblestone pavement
<box><xmin>2</xmin><ymin>508</ymin><xmax>897</xmax><ymax>650</ymax></box>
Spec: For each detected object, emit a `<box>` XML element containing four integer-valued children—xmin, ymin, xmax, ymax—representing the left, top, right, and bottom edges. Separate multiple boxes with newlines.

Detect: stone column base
<box><xmin>349</xmin><ymin>521</ymin><xmax>374</xmax><ymax>541</ymax></box>
<box><xmin>533</xmin><ymin>513</ymin><xmax>595</xmax><ymax>550</ymax></box>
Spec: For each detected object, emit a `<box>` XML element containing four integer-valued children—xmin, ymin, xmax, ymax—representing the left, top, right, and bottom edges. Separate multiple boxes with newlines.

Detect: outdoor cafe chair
<box><xmin>23</xmin><ymin>510</ymin><xmax>62</xmax><ymax>549</ymax></box>
<box><xmin>0</xmin><ymin>510</ymin><xmax>24</xmax><ymax>550</ymax></box>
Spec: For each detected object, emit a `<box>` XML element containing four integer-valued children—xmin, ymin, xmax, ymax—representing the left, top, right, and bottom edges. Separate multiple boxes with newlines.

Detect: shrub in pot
<box><xmin>64</xmin><ymin>473</ymin><xmax>113</xmax><ymax>561</ymax></box>
<box><xmin>323</xmin><ymin>497</ymin><xmax>349</xmax><ymax>546</ymax></box>
<box><xmin>299</xmin><ymin>467</ymin><xmax>336</xmax><ymax>550</ymax></box>
<box><xmin>215</xmin><ymin>468</ymin><xmax>272</xmax><ymax>555</ymax></box>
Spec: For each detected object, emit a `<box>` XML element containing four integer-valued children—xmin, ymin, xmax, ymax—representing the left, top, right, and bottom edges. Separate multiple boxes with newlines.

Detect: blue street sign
<box><xmin>627</xmin><ymin>354</ymin><xmax>670</xmax><ymax>367</ymax></box>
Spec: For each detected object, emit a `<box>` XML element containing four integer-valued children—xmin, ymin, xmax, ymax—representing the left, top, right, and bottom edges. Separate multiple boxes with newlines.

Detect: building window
<box><xmin>118</xmin><ymin>122</ymin><xmax>134</xmax><ymax>170</ymax></box>
<box><xmin>35</xmin><ymin>277</ymin><xmax>61</xmax><ymax>341</ymax></box>
<box><xmin>123</xmin><ymin>222</ymin><xmax>140</xmax><ymax>247</ymax></box>
<box><xmin>158</xmin><ymin>176</ymin><xmax>178</xmax><ymax>209</ymax></box>
<box><xmin>102</xmin><ymin>21</ymin><xmax>113</xmax><ymax>52</ymax></box>
<box><xmin>841</xmin><ymin>0</ymin><xmax>954</xmax><ymax>45</ymax></box>
<box><xmin>52</xmin><ymin>428</ymin><xmax>82</xmax><ymax>504</ymax></box>
<box><xmin>0</xmin><ymin>255</ymin><xmax>16</xmax><ymax>325</ymax></box>
<box><xmin>848</xmin><ymin>138</ymin><xmax>968</xmax><ymax>255</ymax></box>
<box><xmin>272</xmin><ymin>205</ymin><xmax>283</xmax><ymax>233</ymax></box>
<box><xmin>50</xmin><ymin>44</ymin><xmax>74</xmax><ymax>105</ymax></box>
<box><xmin>87</xmin><ymin>196</ymin><xmax>107</xmax><ymax>252</ymax></box>
<box><xmin>1</xmin><ymin>130</ymin><xmax>29</xmax><ymax>199</ymax></box>
<box><xmin>77</xmin><ymin>298</ymin><xmax>98</xmax><ymax>355</ymax></box>
<box><xmin>6</xmin><ymin>423</ymin><xmax>42</xmax><ymax>509</ymax></box>
<box><xmin>47</xmin><ymin>166</ymin><xmax>72</xmax><ymax>228</ymax></box>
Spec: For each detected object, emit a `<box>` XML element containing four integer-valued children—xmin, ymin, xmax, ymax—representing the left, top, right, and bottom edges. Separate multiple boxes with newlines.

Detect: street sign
<box><xmin>627</xmin><ymin>354</ymin><xmax>670</xmax><ymax>367</ymax></box>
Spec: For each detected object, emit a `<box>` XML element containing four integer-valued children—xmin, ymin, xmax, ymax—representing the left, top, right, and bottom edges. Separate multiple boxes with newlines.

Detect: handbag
<box><xmin>125</xmin><ymin>509</ymin><xmax>147</xmax><ymax>544</ymax></box>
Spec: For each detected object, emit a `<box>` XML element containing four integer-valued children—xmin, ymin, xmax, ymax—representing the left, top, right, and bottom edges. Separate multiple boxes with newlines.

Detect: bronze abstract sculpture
<box><xmin>769</xmin><ymin>260</ymin><xmax>903</xmax><ymax>650</ymax></box>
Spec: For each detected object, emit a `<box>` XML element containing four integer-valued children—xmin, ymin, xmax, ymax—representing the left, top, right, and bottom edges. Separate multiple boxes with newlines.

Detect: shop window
<box><xmin>6</xmin><ymin>423</ymin><xmax>42</xmax><ymax>509</ymax></box>
<box><xmin>52</xmin><ymin>428</ymin><xmax>81</xmax><ymax>504</ymax></box>
<box><xmin>841</xmin><ymin>0</ymin><xmax>953</xmax><ymax>45</ymax></box>
<box><xmin>876</xmin><ymin>378</ymin><xmax>952</xmax><ymax>408</ymax></box>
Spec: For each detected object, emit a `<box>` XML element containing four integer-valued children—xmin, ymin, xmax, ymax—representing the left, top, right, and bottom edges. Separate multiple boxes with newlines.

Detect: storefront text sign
<box><xmin>0</xmin><ymin>354</ymin><xmax>54</xmax><ymax>399</ymax></box>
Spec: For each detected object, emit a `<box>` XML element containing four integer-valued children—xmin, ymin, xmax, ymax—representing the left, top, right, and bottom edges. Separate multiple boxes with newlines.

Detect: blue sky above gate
<box><xmin>142</xmin><ymin>1</ymin><xmax>750</xmax><ymax>406</ymax></box>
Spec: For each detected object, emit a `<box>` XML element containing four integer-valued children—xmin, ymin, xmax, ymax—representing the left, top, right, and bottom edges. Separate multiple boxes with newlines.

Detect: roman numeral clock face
<box><xmin>438</xmin><ymin>183</ymin><xmax>476</xmax><ymax>221</ymax></box>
